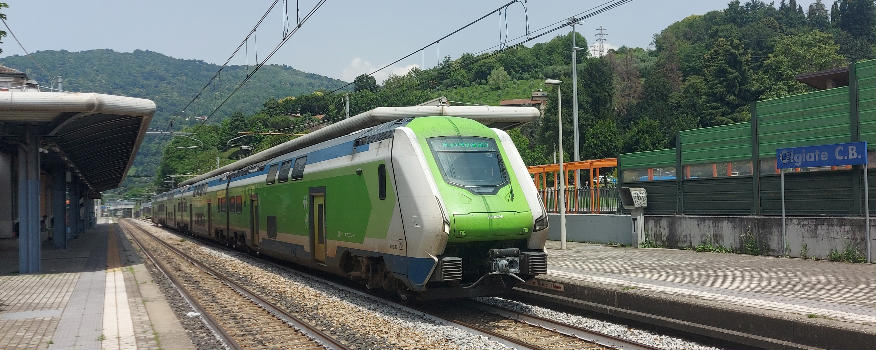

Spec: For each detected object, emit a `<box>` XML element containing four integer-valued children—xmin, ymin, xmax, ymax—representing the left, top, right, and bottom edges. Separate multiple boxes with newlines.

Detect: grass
<box><xmin>828</xmin><ymin>243</ymin><xmax>866</xmax><ymax>263</ymax></box>
<box><xmin>639</xmin><ymin>232</ymin><xmax>663</xmax><ymax>248</ymax></box>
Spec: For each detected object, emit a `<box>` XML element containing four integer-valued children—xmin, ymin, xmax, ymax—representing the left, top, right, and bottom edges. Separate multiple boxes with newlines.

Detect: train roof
<box><xmin>179</xmin><ymin>105</ymin><xmax>540</xmax><ymax>186</ymax></box>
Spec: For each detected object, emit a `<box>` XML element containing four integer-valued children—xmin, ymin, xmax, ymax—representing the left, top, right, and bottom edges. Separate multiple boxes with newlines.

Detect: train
<box><xmin>151</xmin><ymin>106</ymin><xmax>549</xmax><ymax>299</ymax></box>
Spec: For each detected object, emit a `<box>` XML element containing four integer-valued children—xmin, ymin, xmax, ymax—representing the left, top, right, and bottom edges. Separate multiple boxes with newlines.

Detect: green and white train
<box><xmin>152</xmin><ymin>106</ymin><xmax>549</xmax><ymax>299</ymax></box>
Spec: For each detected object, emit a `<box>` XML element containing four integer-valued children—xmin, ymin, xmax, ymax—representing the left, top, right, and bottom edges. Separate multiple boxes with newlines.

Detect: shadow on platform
<box><xmin>0</xmin><ymin>221</ymin><xmax>140</xmax><ymax>275</ymax></box>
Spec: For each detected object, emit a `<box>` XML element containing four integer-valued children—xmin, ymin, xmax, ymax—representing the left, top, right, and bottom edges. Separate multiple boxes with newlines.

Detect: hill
<box><xmin>0</xmin><ymin>49</ymin><xmax>346</xmax><ymax>187</ymax></box>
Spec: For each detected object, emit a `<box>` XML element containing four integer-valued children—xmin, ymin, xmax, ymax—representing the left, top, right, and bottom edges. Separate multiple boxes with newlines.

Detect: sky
<box><xmin>0</xmin><ymin>0</ymin><xmax>822</xmax><ymax>83</ymax></box>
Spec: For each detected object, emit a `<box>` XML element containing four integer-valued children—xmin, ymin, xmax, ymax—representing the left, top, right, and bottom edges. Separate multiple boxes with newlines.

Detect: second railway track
<box><xmin>120</xmin><ymin>220</ymin><xmax>348</xmax><ymax>350</ymax></box>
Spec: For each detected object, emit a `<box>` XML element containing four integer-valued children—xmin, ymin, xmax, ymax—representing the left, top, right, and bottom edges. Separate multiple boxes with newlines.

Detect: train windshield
<box><xmin>427</xmin><ymin>137</ymin><xmax>509</xmax><ymax>194</ymax></box>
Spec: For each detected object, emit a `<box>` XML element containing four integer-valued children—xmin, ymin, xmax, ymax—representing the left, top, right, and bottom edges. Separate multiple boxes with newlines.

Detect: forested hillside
<box><xmin>149</xmin><ymin>0</ymin><xmax>875</xmax><ymax>197</ymax></box>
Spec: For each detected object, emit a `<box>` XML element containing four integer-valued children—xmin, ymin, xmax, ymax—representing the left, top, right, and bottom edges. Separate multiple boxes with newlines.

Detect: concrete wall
<box><xmin>644</xmin><ymin>215</ymin><xmax>876</xmax><ymax>260</ymax></box>
<box><xmin>547</xmin><ymin>214</ymin><xmax>633</xmax><ymax>245</ymax></box>
<box><xmin>0</xmin><ymin>152</ymin><xmax>13</xmax><ymax>238</ymax></box>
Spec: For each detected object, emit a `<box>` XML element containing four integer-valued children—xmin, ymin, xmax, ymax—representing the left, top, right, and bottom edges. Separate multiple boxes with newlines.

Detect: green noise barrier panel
<box><xmin>757</xmin><ymin>86</ymin><xmax>851</xmax><ymax>157</ymax></box>
<box><xmin>619</xmin><ymin>148</ymin><xmax>675</xmax><ymax>171</ymax></box>
<box><xmin>858</xmin><ymin>60</ymin><xmax>876</xmax><ymax>148</ymax></box>
<box><xmin>680</xmin><ymin>122</ymin><xmax>752</xmax><ymax>165</ymax></box>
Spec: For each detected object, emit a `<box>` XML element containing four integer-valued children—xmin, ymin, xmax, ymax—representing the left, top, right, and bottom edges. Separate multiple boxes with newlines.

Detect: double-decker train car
<box><xmin>153</xmin><ymin>106</ymin><xmax>549</xmax><ymax>299</ymax></box>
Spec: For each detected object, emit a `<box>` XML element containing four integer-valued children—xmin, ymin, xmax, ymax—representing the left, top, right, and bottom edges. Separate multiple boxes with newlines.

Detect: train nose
<box><xmin>449</xmin><ymin>211</ymin><xmax>530</xmax><ymax>241</ymax></box>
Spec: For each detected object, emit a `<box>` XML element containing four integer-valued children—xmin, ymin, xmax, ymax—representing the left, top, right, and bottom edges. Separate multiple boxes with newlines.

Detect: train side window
<box><xmin>277</xmin><ymin>160</ymin><xmax>292</xmax><ymax>183</ymax></box>
<box><xmin>378</xmin><ymin>164</ymin><xmax>387</xmax><ymax>200</ymax></box>
<box><xmin>291</xmin><ymin>156</ymin><xmax>307</xmax><ymax>181</ymax></box>
<box><xmin>266</xmin><ymin>163</ymin><xmax>279</xmax><ymax>185</ymax></box>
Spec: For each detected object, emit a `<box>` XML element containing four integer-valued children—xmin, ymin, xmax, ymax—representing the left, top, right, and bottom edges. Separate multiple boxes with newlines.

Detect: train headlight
<box><xmin>533</xmin><ymin>213</ymin><xmax>549</xmax><ymax>232</ymax></box>
<box><xmin>443</xmin><ymin>221</ymin><xmax>451</xmax><ymax>235</ymax></box>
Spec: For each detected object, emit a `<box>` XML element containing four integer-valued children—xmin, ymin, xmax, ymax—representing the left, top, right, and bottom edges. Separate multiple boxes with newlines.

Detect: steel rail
<box><xmin>121</xmin><ymin>220</ymin><xmax>349</xmax><ymax>350</ymax></box>
<box><xmin>130</xmin><ymin>218</ymin><xmax>676</xmax><ymax>350</ymax></box>
<box><xmin>123</xmin><ymin>221</ymin><xmax>243</xmax><ymax>350</ymax></box>
<box><xmin>471</xmin><ymin>301</ymin><xmax>662</xmax><ymax>350</ymax></box>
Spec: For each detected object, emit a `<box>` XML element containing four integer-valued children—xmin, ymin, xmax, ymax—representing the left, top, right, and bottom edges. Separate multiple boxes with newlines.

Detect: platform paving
<box><xmin>540</xmin><ymin>240</ymin><xmax>876</xmax><ymax>326</ymax></box>
<box><xmin>514</xmin><ymin>240</ymin><xmax>876</xmax><ymax>349</ymax></box>
<box><xmin>0</xmin><ymin>219</ymin><xmax>193</xmax><ymax>350</ymax></box>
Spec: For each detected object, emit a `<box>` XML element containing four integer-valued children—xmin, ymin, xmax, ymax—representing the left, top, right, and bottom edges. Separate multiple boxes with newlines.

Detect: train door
<box><xmin>310</xmin><ymin>190</ymin><xmax>326</xmax><ymax>263</ymax></box>
<box><xmin>249</xmin><ymin>195</ymin><xmax>259</xmax><ymax>247</ymax></box>
<box><xmin>207</xmin><ymin>203</ymin><xmax>212</xmax><ymax>237</ymax></box>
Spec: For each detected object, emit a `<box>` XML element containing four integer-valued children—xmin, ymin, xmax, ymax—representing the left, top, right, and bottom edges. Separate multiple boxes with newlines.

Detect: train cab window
<box><xmin>291</xmin><ymin>156</ymin><xmax>307</xmax><ymax>181</ymax></box>
<box><xmin>266</xmin><ymin>163</ymin><xmax>279</xmax><ymax>185</ymax></box>
<box><xmin>378</xmin><ymin>164</ymin><xmax>387</xmax><ymax>200</ymax></box>
<box><xmin>277</xmin><ymin>160</ymin><xmax>292</xmax><ymax>183</ymax></box>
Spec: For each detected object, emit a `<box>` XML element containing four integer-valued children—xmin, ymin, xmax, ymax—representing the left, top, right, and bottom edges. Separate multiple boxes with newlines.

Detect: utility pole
<box><xmin>345</xmin><ymin>93</ymin><xmax>350</xmax><ymax>119</ymax></box>
<box><xmin>571</xmin><ymin>19</ymin><xmax>582</xmax><ymax>192</ymax></box>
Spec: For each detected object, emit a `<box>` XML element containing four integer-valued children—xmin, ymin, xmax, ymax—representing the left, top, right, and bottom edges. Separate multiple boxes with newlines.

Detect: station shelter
<box><xmin>0</xmin><ymin>65</ymin><xmax>155</xmax><ymax>273</ymax></box>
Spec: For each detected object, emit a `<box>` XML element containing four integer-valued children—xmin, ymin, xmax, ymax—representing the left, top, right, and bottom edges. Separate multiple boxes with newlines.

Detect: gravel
<box><xmin>134</xmin><ymin>238</ymin><xmax>228</xmax><ymax>350</ymax></box>
<box><xmin>131</xmin><ymin>220</ymin><xmax>510</xmax><ymax>350</ymax></box>
<box><xmin>476</xmin><ymin>297</ymin><xmax>725</xmax><ymax>350</ymax></box>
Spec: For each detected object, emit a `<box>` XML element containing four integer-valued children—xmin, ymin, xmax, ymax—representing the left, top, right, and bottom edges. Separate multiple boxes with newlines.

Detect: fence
<box><xmin>527</xmin><ymin>158</ymin><xmax>619</xmax><ymax>214</ymax></box>
<box><xmin>539</xmin><ymin>186</ymin><xmax>620</xmax><ymax>214</ymax></box>
<box><xmin>618</xmin><ymin>60</ymin><xmax>876</xmax><ymax>217</ymax></box>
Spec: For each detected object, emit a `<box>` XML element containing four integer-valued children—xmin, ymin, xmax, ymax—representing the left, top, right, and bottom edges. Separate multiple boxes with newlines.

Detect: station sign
<box><xmin>776</xmin><ymin>142</ymin><xmax>868</xmax><ymax>169</ymax></box>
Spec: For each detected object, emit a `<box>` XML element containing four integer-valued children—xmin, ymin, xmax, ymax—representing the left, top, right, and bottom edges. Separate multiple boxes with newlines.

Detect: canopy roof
<box><xmin>0</xmin><ymin>92</ymin><xmax>155</xmax><ymax>192</ymax></box>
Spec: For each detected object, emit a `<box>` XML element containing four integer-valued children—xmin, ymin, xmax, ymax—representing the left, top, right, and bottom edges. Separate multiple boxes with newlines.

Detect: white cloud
<box><xmin>342</xmin><ymin>57</ymin><xmax>419</xmax><ymax>83</ymax></box>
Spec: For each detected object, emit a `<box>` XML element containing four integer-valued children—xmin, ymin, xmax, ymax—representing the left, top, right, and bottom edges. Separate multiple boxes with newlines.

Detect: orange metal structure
<box><xmin>527</xmin><ymin>158</ymin><xmax>617</xmax><ymax>213</ymax></box>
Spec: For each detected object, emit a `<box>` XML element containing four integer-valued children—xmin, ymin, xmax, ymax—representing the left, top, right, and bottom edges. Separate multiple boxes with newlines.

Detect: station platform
<box><xmin>0</xmin><ymin>219</ymin><xmax>193</xmax><ymax>350</ymax></box>
<box><xmin>515</xmin><ymin>240</ymin><xmax>876</xmax><ymax>349</ymax></box>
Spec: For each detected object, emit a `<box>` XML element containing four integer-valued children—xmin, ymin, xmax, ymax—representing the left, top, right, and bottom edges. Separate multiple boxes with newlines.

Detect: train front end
<box><xmin>399</xmin><ymin>116</ymin><xmax>548</xmax><ymax>298</ymax></box>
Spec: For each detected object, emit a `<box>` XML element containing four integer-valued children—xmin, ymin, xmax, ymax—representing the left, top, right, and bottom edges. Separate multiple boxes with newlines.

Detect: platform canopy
<box><xmin>0</xmin><ymin>92</ymin><xmax>156</xmax><ymax>193</ymax></box>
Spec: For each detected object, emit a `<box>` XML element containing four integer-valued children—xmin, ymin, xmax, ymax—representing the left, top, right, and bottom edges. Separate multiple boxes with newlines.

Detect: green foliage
<box><xmin>828</xmin><ymin>242</ymin><xmax>866</xmax><ymax>263</ymax></box>
<box><xmin>740</xmin><ymin>226</ymin><xmax>763</xmax><ymax>256</ymax></box>
<box><xmin>487</xmin><ymin>67</ymin><xmax>511</xmax><ymax>90</ymax></box>
<box><xmin>695</xmin><ymin>236</ymin><xmax>733</xmax><ymax>253</ymax></box>
<box><xmin>353</xmin><ymin>74</ymin><xmax>378</xmax><ymax>92</ymax></box>
<box><xmin>639</xmin><ymin>231</ymin><xmax>662</xmax><ymax>248</ymax></box>
<box><xmin>759</xmin><ymin>30</ymin><xmax>846</xmax><ymax>98</ymax></box>
<box><xmin>0</xmin><ymin>2</ymin><xmax>7</xmax><ymax>53</ymax></box>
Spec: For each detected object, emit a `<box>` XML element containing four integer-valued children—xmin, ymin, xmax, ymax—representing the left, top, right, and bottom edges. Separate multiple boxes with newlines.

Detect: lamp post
<box><xmin>570</xmin><ymin>19</ymin><xmax>583</xmax><ymax>179</ymax></box>
<box><xmin>545</xmin><ymin>78</ymin><xmax>567</xmax><ymax>249</ymax></box>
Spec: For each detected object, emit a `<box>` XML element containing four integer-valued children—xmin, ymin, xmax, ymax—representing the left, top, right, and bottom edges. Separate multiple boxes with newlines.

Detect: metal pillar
<box><xmin>0</xmin><ymin>152</ymin><xmax>13</xmax><ymax>238</ymax></box>
<box><xmin>86</xmin><ymin>198</ymin><xmax>94</xmax><ymax>228</ymax></box>
<box><xmin>69</xmin><ymin>175</ymin><xmax>80</xmax><ymax>239</ymax></box>
<box><xmin>17</xmin><ymin>127</ymin><xmax>41</xmax><ymax>273</ymax></box>
<box><xmin>52</xmin><ymin>162</ymin><xmax>67</xmax><ymax>249</ymax></box>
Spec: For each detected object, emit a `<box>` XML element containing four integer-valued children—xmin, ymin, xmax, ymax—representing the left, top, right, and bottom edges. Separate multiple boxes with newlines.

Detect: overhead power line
<box><xmin>197</xmin><ymin>0</ymin><xmax>327</xmax><ymax>128</ymax></box>
<box><xmin>180</xmin><ymin>0</ymin><xmax>282</xmax><ymax>115</ymax></box>
<box><xmin>329</xmin><ymin>1</ymin><xmax>518</xmax><ymax>93</ymax></box>
<box><xmin>0</xmin><ymin>17</ymin><xmax>55</xmax><ymax>82</ymax></box>
<box><xmin>260</xmin><ymin>0</ymin><xmax>632</xmax><ymax>136</ymax></box>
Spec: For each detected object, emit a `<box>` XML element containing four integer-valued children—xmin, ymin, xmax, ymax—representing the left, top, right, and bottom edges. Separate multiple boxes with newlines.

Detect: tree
<box><xmin>0</xmin><ymin>3</ymin><xmax>7</xmax><ymax>54</ymax></box>
<box><xmin>353</xmin><ymin>74</ymin><xmax>378</xmax><ymax>92</ymax></box>
<box><xmin>486</xmin><ymin>67</ymin><xmax>511</xmax><ymax>90</ymax></box>
<box><xmin>701</xmin><ymin>37</ymin><xmax>755</xmax><ymax>126</ymax></box>
<box><xmin>807</xmin><ymin>0</ymin><xmax>830</xmax><ymax>30</ymax></box>
<box><xmin>759</xmin><ymin>30</ymin><xmax>846</xmax><ymax>99</ymax></box>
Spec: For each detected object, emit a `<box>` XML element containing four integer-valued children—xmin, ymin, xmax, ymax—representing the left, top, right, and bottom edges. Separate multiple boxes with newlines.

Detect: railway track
<box><xmin>124</xmin><ymin>219</ymin><xmax>671</xmax><ymax>350</ymax></box>
<box><xmin>420</xmin><ymin>300</ymin><xmax>661</xmax><ymax>350</ymax></box>
<box><xmin>121</xmin><ymin>220</ymin><xmax>348</xmax><ymax>350</ymax></box>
